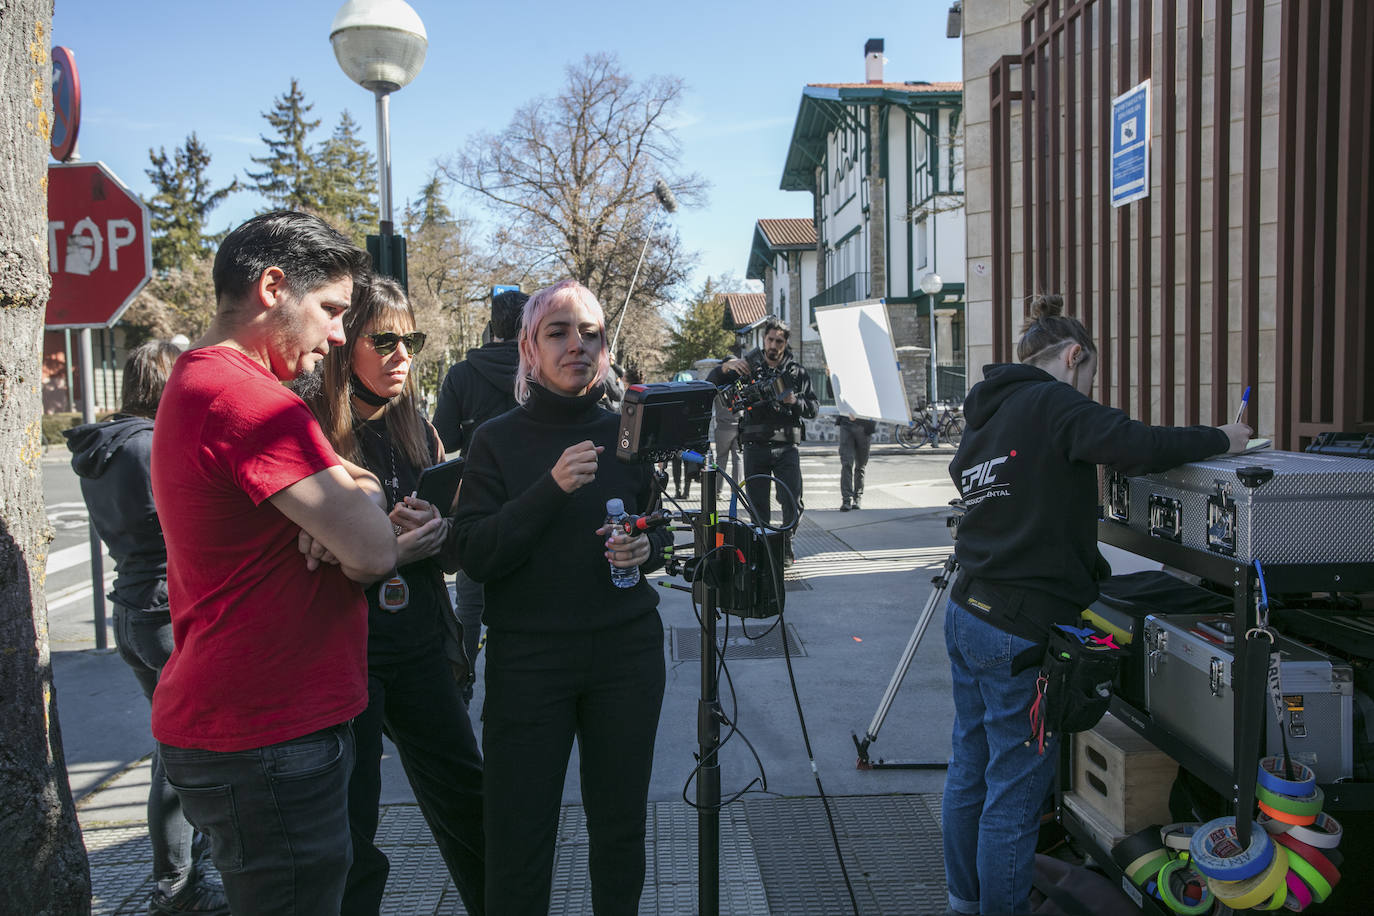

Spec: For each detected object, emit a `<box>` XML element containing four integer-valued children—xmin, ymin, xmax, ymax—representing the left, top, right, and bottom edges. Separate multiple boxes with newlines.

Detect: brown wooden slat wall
<box><xmin>989</xmin><ymin>0</ymin><xmax>1373</xmax><ymax>445</ymax></box>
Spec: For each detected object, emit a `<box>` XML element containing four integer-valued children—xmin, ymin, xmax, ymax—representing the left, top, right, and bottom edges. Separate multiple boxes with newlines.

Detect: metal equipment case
<box><xmin>1102</xmin><ymin>450</ymin><xmax>1374</xmax><ymax>565</ymax></box>
<box><xmin>1142</xmin><ymin>613</ymin><xmax>1353</xmax><ymax>783</ymax></box>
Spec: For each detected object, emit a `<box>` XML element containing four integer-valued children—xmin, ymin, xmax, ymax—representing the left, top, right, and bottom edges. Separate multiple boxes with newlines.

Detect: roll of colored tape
<box><xmin>1160</xmin><ymin>823</ymin><xmax>1201</xmax><ymax>851</ymax></box>
<box><xmin>1284</xmin><ymin>847</ymin><xmax>1332</xmax><ymax>903</ymax></box>
<box><xmin>1259</xmin><ymin>812</ymin><xmax>1294</xmax><ymax>835</ymax></box>
<box><xmin>1112</xmin><ymin>824</ymin><xmax>1167</xmax><ymax>870</ymax></box>
<box><xmin>1281</xmin><ymin>866</ymin><xmax>1315</xmax><ymax>912</ymax></box>
<box><xmin>1273</xmin><ymin>831</ymin><xmax>1341</xmax><ymax>889</ymax></box>
<box><xmin>1287</xmin><ymin>811</ymin><xmax>1343</xmax><ymax>849</ymax></box>
<box><xmin>1257</xmin><ymin>756</ymin><xmax>1318</xmax><ymax>796</ymax></box>
<box><xmin>1156</xmin><ymin>858</ymin><xmax>1212</xmax><ymax>915</ymax></box>
<box><xmin>1190</xmin><ymin>817</ymin><xmax>1275</xmax><ymax>882</ymax></box>
<box><xmin>1207</xmin><ymin>847</ymin><xmax>1289</xmax><ymax>910</ymax></box>
<box><xmin>1258</xmin><ymin>799</ymin><xmax>1319</xmax><ymax>827</ymax></box>
<box><xmin>1256</xmin><ymin>784</ymin><xmax>1324</xmax><ymax>818</ymax></box>
<box><xmin>1257</xmin><ymin>879</ymin><xmax>1288</xmax><ymax>911</ymax></box>
<box><xmin>1124</xmin><ymin>848</ymin><xmax>1173</xmax><ymax>887</ymax></box>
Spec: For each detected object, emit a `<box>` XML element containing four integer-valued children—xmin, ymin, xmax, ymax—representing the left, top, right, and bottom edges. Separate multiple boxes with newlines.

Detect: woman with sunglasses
<box><xmin>453</xmin><ymin>279</ymin><xmax>672</xmax><ymax>915</ymax></box>
<box><xmin>304</xmin><ymin>275</ymin><xmax>485</xmax><ymax>916</ymax></box>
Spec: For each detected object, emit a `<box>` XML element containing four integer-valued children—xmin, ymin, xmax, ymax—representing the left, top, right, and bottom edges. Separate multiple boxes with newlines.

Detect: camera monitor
<box><xmin>616</xmin><ymin>381</ymin><xmax>716</xmax><ymax>463</ymax></box>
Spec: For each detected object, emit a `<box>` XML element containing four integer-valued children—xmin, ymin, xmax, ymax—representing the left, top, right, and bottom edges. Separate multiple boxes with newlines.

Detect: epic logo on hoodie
<box><xmin>959</xmin><ymin>450</ymin><xmax>1017</xmax><ymax>505</ymax></box>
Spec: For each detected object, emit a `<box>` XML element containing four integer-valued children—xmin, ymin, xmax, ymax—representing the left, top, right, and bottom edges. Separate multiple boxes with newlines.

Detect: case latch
<box><xmin>1209</xmin><ymin>657</ymin><xmax>1226</xmax><ymax>697</ymax></box>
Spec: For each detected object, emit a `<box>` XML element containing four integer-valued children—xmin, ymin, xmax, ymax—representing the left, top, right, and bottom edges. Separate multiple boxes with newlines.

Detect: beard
<box><xmin>287</xmin><ymin>362</ymin><xmax>325</xmax><ymax>401</ymax></box>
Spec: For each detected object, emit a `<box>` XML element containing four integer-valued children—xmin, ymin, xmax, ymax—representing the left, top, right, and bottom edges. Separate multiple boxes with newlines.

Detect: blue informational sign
<box><xmin>491</xmin><ymin>284</ymin><xmax>520</xmax><ymax>299</ymax></box>
<box><xmin>1110</xmin><ymin>80</ymin><xmax>1151</xmax><ymax>207</ymax></box>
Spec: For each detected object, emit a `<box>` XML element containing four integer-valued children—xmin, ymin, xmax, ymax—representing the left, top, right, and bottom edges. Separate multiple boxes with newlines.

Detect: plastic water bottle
<box><xmin>605</xmin><ymin>498</ymin><xmax>641</xmax><ymax>589</ymax></box>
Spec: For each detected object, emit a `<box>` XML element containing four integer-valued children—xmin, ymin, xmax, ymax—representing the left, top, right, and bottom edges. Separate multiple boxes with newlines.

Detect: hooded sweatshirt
<box><xmin>432</xmin><ymin>340</ymin><xmax>521</xmax><ymax>454</ymax></box>
<box><xmin>948</xmin><ymin>363</ymin><xmax>1228</xmax><ymax>639</ymax></box>
<box><xmin>63</xmin><ymin>415</ymin><xmax>167</xmax><ymax>610</ymax></box>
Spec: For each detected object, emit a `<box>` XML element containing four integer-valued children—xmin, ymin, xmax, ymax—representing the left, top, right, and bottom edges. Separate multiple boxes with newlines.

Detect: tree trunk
<box><xmin>0</xmin><ymin>1</ymin><xmax>92</xmax><ymax>911</ymax></box>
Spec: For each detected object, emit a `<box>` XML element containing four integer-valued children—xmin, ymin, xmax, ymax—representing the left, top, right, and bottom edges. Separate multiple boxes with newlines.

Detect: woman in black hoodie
<box><xmin>453</xmin><ymin>279</ymin><xmax>672</xmax><ymax>916</ymax></box>
<box><xmin>940</xmin><ymin>295</ymin><xmax>1251</xmax><ymax>915</ymax></box>
<box><xmin>64</xmin><ymin>340</ymin><xmax>229</xmax><ymax>915</ymax></box>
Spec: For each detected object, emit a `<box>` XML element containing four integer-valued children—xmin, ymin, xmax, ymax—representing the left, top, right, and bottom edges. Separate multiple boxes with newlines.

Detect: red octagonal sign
<box><xmin>46</xmin><ymin>161</ymin><xmax>152</xmax><ymax>328</ymax></box>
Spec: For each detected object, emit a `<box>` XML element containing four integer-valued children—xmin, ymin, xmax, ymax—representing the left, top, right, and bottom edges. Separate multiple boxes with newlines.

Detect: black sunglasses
<box><xmin>364</xmin><ymin>331</ymin><xmax>426</xmax><ymax>357</ymax></box>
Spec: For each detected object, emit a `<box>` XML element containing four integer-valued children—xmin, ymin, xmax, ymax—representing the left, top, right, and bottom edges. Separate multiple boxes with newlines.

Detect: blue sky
<box><xmin>52</xmin><ymin>1</ymin><xmax>962</xmax><ymax>300</ymax></box>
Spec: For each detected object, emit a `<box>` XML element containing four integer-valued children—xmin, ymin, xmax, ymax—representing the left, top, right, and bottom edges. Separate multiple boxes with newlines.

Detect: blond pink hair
<box><xmin>515</xmin><ymin>279</ymin><xmax>611</xmax><ymax>403</ymax></box>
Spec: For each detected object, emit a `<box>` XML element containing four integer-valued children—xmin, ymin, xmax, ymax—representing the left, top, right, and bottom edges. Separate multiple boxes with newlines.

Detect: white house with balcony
<box><xmin>779</xmin><ymin>38</ymin><xmax>967</xmax><ymax>408</ymax></box>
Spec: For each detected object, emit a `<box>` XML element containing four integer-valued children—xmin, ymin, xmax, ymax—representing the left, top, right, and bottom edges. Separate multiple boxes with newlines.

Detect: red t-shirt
<box><xmin>150</xmin><ymin>347</ymin><xmax>368</xmax><ymax>751</ymax></box>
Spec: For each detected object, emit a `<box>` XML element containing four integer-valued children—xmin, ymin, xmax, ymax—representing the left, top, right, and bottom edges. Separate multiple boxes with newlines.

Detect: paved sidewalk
<box><xmin>60</xmin><ymin>451</ymin><xmax>963</xmax><ymax>915</ymax></box>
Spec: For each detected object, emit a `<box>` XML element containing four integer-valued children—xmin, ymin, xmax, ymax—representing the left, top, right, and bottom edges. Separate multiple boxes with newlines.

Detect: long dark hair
<box><xmin>311</xmin><ymin>274</ymin><xmax>431</xmax><ymax>470</ymax></box>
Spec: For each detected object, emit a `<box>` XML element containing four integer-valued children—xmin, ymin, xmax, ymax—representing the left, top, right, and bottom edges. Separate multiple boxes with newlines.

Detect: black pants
<box><xmin>343</xmin><ymin>648</ymin><xmax>485</xmax><ymax>916</ymax></box>
<box><xmin>743</xmin><ymin>441</ymin><xmax>802</xmax><ymax>533</ymax></box>
<box><xmin>482</xmin><ymin>612</ymin><xmax>665</xmax><ymax>916</ymax></box>
<box><xmin>838</xmin><ymin>423</ymin><xmax>871</xmax><ymax>504</ymax></box>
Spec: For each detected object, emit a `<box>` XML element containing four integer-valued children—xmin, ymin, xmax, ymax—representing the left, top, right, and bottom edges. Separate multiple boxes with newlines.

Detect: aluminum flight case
<box><xmin>1142</xmin><ymin>613</ymin><xmax>1353</xmax><ymax>783</ymax></box>
<box><xmin>1102</xmin><ymin>450</ymin><xmax>1374</xmax><ymax>565</ymax></box>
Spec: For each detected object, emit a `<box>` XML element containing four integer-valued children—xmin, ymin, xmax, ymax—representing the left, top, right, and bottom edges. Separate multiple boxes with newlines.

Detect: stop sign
<box><xmin>46</xmin><ymin>161</ymin><xmax>152</xmax><ymax>328</ymax></box>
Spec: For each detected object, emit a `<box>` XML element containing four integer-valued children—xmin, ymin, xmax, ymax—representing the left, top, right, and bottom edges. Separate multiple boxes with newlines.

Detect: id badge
<box><xmin>380</xmin><ymin>574</ymin><xmax>410</xmax><ymax>612</ymax></box>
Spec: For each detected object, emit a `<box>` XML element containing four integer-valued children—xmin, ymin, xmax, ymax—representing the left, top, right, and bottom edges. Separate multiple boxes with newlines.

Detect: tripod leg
<box><xmin>854</xmin><ymin>556</ymin><xmax>958</xmax><ymax>766</ymax></box>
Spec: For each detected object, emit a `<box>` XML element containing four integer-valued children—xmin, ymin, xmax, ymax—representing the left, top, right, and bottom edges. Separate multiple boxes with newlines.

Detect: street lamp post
<box><xmin>330</xmin><ymin>0</ymin><xmax>428</xmax><ymax>285</ymax></box>
<box><xmin>921</xmin><ymin>271</ymin><xmax>943</xmax><ymax>407</ymax></box>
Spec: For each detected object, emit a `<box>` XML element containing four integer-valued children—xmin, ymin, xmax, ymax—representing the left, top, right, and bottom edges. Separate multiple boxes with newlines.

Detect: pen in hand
<box><xmin>1235</xmin><ymin>386</ymin><xmax>1251</xmax><ymax>424</ymax></box>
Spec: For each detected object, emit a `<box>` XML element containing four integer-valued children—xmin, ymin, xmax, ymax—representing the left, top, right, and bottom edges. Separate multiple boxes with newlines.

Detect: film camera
<box><xmin>720</xmin><ymin>367</ymin><xmax>792</xmax><ymax>414</ymax></box>
<box><xmin>615</xmin><ymin>380</ymin><xmax>786</xmax><ymax>619</ymax></box>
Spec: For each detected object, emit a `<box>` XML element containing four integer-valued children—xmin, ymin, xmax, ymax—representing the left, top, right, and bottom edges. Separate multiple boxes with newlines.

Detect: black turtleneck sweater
<box><xmin>453</xmin><ymin>382</ymin><xmax>670</xmax><ymax>635</ymax></box>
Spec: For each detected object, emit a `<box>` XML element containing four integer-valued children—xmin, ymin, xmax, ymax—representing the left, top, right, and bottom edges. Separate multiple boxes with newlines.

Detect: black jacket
<box><xmin>707</xmin><ymin>347</ymin><xmax>819</xmax><ymax>445</ymax></box>
<box><xmin>453</xmin><ymin>382</ymin><xmax>672</xmax><ymax>635</ymax></box>
<box><xmin>949</xmin><ymin>363</ymin><xmax>1229</xmax><ymax>639</ymax></box>
<box><xmin>63</xmin><ymin>415</ymin><xmax>167</xmax><ymax>610</ymax></box>
<box><xmin>432</xmin><ymin>340</ymin><xmax>520</xmax><ymax>454</ymax></box>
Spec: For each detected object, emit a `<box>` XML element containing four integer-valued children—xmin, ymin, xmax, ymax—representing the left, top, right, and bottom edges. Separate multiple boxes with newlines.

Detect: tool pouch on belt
<box><xmin>1023</xmin><ymin>623</ymin><xmax>1126</xmax><ymax>752</ymax></box>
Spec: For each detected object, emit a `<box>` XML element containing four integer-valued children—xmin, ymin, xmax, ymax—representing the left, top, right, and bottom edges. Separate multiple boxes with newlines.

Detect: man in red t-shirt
<box><xmin>151</xmin><ymin>211</ymin><xmax>396</xmax><ymax>916</ymax></box>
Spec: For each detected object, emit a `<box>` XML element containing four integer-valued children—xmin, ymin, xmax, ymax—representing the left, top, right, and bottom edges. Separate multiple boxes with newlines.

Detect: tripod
<box><xmin>852</xmin><ymin>553</ymin><xmax>958</xmax><ymax>769</ymax></box>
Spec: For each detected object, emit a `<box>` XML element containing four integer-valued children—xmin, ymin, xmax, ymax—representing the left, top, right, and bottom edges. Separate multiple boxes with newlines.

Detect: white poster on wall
<box><xmin>814</xmin><ymin>299</ymin><xmax>912</xmax><ymax>425</ymax></box>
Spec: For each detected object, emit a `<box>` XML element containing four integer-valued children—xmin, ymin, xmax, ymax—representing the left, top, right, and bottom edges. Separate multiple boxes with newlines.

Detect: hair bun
<box><xmin>1028</xmin><ymin>293</ymin><xmax>1065</xmax><ymax>320</ymax></box>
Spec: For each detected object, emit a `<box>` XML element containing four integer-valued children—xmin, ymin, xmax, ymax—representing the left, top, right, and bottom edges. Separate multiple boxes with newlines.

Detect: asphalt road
<box><xmin>38</xmin><ymin>443</ymin><xmax>959</xmax><ymax>650</ymax></box>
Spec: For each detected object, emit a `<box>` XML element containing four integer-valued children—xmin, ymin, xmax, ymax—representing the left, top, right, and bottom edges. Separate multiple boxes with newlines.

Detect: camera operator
<box><xmin>707</xmin><ymin>317</ymin><xmax>818</xmax><ymax>565</ymax></box>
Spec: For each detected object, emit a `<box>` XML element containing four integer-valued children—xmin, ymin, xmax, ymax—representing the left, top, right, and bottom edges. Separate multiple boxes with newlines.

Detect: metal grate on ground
<box><xmin>671</xmin><ymin>622</ymin><xmax>805</xmax><ymax>661</ymax></box>
<box><xmin>743</xmin><ymin>794</ymin><xmax>948</xmax><ymax>915</ymax></box>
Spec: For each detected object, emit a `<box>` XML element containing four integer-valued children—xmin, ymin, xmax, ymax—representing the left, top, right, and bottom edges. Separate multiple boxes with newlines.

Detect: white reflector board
<box><xmin>815</xmin><ymin>299</ymin><xmax>912</xmax><ymax>425</ymax></box>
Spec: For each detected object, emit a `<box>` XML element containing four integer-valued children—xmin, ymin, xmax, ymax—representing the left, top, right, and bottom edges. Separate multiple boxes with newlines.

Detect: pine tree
<box><xmin>663</xmin><ymin>277</ymin><xmax>737</xmax><ymax>374</ymax></box>
<box><xmin>245</xmin><ymin>78</ymin><xmax>322</xmax><ymax>211</ymax></box>
<box><xmin>145</xmin><ymin>132</ymin><xmax>238</xmax><ymax>271</ymax></box>
<box><xmin>316</xmin><ymin>109</ymin><xmax>378</xmax><ymax>243</ymax></box>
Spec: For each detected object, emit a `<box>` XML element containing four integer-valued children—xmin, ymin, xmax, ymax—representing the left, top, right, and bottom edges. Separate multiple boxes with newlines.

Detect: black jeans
<box><xmin>482</xmin><ymin>612</ymin><xmax>665</xmax><ymax>916</ymax></box>
<box><xmin>742</xmin><ymin>441</ymin><xmax>803</xmax><ymax>533</ymax></box>
<box><xmin>343</xmin><ymin>648</ymin><xmax>485</xmax><ymax>916</ymax></box>
<box><xmin>161</xmin><ymin>724</ymin><xmax>355</xmax><ymax>916</ymax></box>
<box><xmin>112</xmin><ymin>604</ymin><xmax>198</xmax><ymax>887</ymax></box>
<box><xmin>837</xmin><ymin>423</ymin><xmax>872</xmax><ymax>504</ymax></box>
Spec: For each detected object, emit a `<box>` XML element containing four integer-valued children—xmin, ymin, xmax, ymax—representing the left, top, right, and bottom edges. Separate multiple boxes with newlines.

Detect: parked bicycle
<box><xmin>895</xmin><ymin>402</ymin><xmax>964</xmax><ymax>449</ymax></box>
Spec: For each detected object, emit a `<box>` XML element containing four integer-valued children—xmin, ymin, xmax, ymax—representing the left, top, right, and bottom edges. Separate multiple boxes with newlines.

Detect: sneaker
<box><xmin>148</xmin><ymin>880</ymin><xmax>231</xmax><ymax>916</ymax></box>
<box><xmin>840</xmin><ymin>501</ymin><xmax>852</xmax><ymax>512</ymax></box>
<box><xmin>852</xmin><ymin>499</ymin><xmax>862</xmax><ymax>510</ymax></box>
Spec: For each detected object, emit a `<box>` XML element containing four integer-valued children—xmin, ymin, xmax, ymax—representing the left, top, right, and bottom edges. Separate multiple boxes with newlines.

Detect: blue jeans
<box><xmin>160</xmin><ymin>723</ymin><xmax>355</xmax><ymax>916</ymax></box>
<box><xmin>113</xmin><ymin>603</ymin><xmax>199</xmax><ymax>888</ymax></box>
<box><xmin>942</xmin><ymin>600</ymin><xmax>1058</xmax><ymax>915</ymax></box>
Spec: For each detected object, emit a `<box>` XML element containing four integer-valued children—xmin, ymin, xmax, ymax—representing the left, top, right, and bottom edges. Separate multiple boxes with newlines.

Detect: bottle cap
<box><xmin>606</xmin><ymin>498</ymin><xmax>625</xmax><ymax>515</ymax></box>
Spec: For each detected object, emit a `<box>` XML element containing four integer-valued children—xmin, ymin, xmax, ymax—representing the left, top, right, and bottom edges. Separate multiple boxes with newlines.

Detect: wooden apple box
<box><xmin>1071</xmin><ymin>713</ymin><xmax>1176</xmax><ymax>834</ymax></box>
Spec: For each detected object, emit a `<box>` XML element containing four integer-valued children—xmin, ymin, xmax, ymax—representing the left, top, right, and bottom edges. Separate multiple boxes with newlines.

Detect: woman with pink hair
<box><xmin>453</xmin><ymin>279</ymin><xmax>672</xmax><ymax>915</ymax></box>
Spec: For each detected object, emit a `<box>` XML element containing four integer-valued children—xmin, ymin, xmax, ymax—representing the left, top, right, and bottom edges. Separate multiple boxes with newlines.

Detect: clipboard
<box><xmin>415</xmin><ymin>457</ymin><xmax>464</xmax><ymax>514</ymax></box>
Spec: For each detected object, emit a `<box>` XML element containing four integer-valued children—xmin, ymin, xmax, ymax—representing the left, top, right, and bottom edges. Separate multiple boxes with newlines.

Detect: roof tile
<box><xmin>717</xmin><ymin>292</ymin><xmax>768</xmax><ymax>328</ymax></box>
<box><xmin>757</xmin><ymin>218</ymin><xmax>817</xmax><ymax>249</ymax></box>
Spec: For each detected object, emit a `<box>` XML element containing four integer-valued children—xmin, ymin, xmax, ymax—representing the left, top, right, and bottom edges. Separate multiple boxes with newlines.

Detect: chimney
<box><xmin>865</xmin><ymin>38</ymin><xmax>885</xmax><ymax>84</ymax></box>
